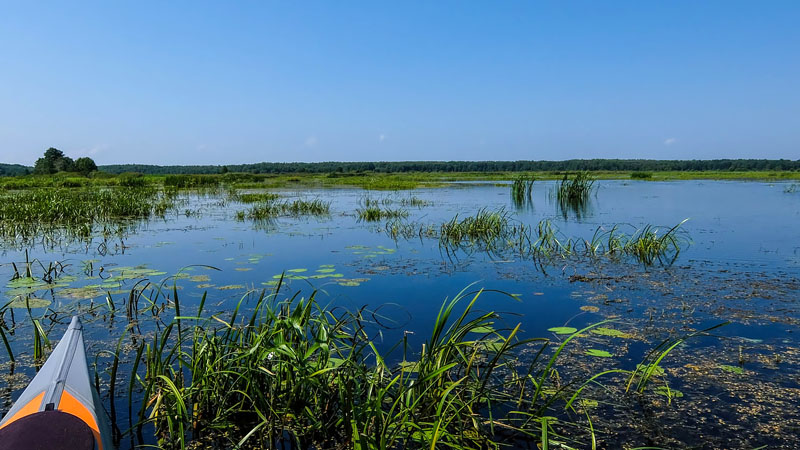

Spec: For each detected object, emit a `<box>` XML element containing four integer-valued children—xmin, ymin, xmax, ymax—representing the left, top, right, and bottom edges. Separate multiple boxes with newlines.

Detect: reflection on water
<box><xmin>0</xmin><ymin>180</ymin><xmax>799</xmax><ymax>448</ymax></box>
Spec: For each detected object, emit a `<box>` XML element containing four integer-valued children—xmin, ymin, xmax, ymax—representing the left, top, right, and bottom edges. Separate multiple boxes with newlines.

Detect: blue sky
<box><xmin>1</xmin><ymin>1</ymin><xmax>798</xmax><ymax>165</ymax></box>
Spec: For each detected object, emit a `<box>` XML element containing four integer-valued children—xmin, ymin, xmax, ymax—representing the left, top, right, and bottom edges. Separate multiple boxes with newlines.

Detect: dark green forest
<box><xmin>2</xmin><ymin>158</ymin><xmax>800</xmax><ymax>177</ymax></box>
<box><xmin>98</xmin><ymin>159</ymin><xmax>800</xmax><ymax>175</ymax></box>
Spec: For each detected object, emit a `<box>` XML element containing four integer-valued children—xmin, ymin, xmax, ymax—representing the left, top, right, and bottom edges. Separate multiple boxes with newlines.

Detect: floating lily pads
<box><xmin>718</xmin><ymin>364</ymin><xmax>744</xmax><ymax>375</ymax></box>
<box><xmin>654</xmin><ymin>386</ymin><xmax>683</xmax><ymax>399</ymax></box>
<box><xmin>580</xmin><ymin>305</ymin><xmax>600</xmax><ymax>313</ymax></box>
<box><xmin>58</xmin><ymin>286</ymin><xmax>102</xmax><ymax>300</ymax></box>
<box><xmin>338</xmin><ymin>281</ymin><xmax>361</xmax><ymax>287</ymax></box>
<box><xmin>591</xmin><ymin>327</ymin><xmax>632</xmax><ymax>338</ymax></box>
<box><xmin>6</xmin><ymin>297</ymin><xmax>52</xmax><ymax>309</ymax></box>
<box><xmin>585</xmin><ymin>349</ymin><xmax>613</xmax><ymax>358</ymax></box>
<box><xmin>217</xmin><ymin>284</ymin><xmax>245</xmax><ymax>290</ymax></box>
<box><xmin>190</xmin><ymin>275</ymin><xmax>211</xmax><ymax>282</ymax></box>
<box><xmin>287</xmin><ymin>268</ymin><xmax>308</xmax><ymax>273</ymax></box>
<box><xmin>316</xmin><ymin>268</ymin><xmax>336</xmax><ymax>273</ymax></box>
<box><xmin>196</xmin><ymin>283</ymin><xmax>215</xmax><ymax>289</ymax></box>
<box><xmin>547</xmin><ymin>326</ymin><xmax>577</xmax><ymax>335</ymax></box>
<box><xmin>319</xmin><ymin>264</ymin><xmax>335</xmax><ymax>268</ymax></box>
<box><xmin>234</xmin><ymin>268</ymin><xmax>253</xmax><ymax>272</ymax></box>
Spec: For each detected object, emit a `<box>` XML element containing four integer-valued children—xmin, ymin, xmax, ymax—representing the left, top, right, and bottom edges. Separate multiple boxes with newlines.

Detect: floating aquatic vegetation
<box><xmin>585</xmin><ymin>349</ymin><xmax>613</xmax><ymax>358</ymax></box>
<box><xmin>217</xmin><ymin>284</ymin><xmax>245</xmax><ymax>290</ymax></box>
<box><xmin>548</xmin><ymin>326</ymin><xmax>578</xmax><ymax>335</ymax></box>
<box><xmin>5</xmin><ymin>296</ymin><xmax>52</xmax><ymax>309</ymax></box>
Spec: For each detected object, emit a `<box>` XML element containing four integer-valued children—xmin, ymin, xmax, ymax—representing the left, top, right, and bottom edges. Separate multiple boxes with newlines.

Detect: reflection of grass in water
<box><xmin>385</xmin><ymin>210</ymin><xmax>689</xmax><ymax>266</ymax></box>
<box><xmin>510</xmin><ymin>175</ymin><xmax>534</xmax><ymax>208</ymax></box>
<box><xmin>553</xmin><ymin>171</ymin><xmax>595</xmax><ymax>219</ymax></box>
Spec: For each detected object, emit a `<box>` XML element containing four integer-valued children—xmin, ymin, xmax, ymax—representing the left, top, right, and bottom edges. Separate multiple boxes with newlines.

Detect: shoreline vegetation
<box><xmin>1</xmin><ymin>169</ymin><xmax>800</xmax><ymax>193</ymax></box>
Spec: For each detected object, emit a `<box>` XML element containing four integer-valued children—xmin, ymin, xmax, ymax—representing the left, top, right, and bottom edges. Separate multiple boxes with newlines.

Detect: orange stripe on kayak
<box><xmin>59</xmin><ymin>390</ymin><xmax>102</xmax><ymax>450</ymax></box>
<box><xmin>0</xmin><ymin>391</ymin><xmax>45</xmax><ymax>430</ymax></box>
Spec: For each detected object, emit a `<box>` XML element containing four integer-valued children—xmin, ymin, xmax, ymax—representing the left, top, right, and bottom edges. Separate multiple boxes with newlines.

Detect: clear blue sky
<box><xmin>1</xmin><ymin>1</ymin><xmax>798</xmax><ymax>165</ymax></box>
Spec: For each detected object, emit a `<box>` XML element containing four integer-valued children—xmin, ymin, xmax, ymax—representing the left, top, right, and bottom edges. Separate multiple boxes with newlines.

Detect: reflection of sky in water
<box><xmin>1</xmin><ymin>180</ymin><xmax>799</xmax><ymax>349</ymax></box>
<box><xmin>2</xmin><ymin>181</ymin><xmax>800</xmax><ymax>448</ymax></box>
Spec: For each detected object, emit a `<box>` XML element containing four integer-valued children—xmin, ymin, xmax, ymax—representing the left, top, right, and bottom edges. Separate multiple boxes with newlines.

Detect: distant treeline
<box><xmin>98</xmin><ymin>159</ymin><xmax>800</xmax><ymax>175</ymax></box>
<box><xmin>0</xmin><ymin>163</ymin><xmax>30</xmax><ymax>176</ymax></box>
<box><xmin>3</xmin><ymin>159</ymin><xmax>800</xmax><ymax>176</ymax></box>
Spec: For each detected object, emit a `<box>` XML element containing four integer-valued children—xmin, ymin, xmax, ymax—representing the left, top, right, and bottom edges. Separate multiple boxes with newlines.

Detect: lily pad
<box><xmin>654</xmin><ymin>386</ymin><xmax>683</xmax><ymax>399</ymax></box>
<box><xmin>718</xmin><ymin>364</ymin><xmax>744</xmax><ymax>375</ymax></box>
<box><xmin>58</xmin><ymin>287</ymin><xmax>102</xmax><ymax>300</ymax></box>
<box><xmin>316</xmin><ymin>268</ymin><xmax>336</xmax><ymax>273</ymax></box>
<box><xmin>217</xmin><ymin>284</ymin><xmax>245</xmax><ymax>290</ymax></box>
<box><xmin>7</xmin><ymin>297</ymin><xmax>52</xmax><ymax>309</ymax></box>
<box><xmin>287</xmin><ymin>268</ymin><xmax>307</xmax><ymax>273</ymax></box>
<box><xmin>591</xmin><ymin>327</ymin><xmax>632</xmax><ymax>338</ymax></box>
<box><xmin>580</xmin><ymin>305</ymin><xmax>600</xmax><ymax>313</ymax></box>
<box><xmin>190</xmin><ymin>275</ymin><xmax>211</xmax><ymax>282</ymax></box>
<box><xmin>547</xmin><ymin>327</ymin><xmax>577</xmax><ymax>335</ymax></box>
<box><xmin>585</xmin><ymin>349</ymin><xmax>613</xmax><ymax>358</ymax></box>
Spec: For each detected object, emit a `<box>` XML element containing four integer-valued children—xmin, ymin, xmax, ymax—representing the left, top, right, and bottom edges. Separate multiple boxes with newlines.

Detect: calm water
<box><xmin>2</xmin><ymin>180</ymin><xmax>800</xmax><ymax>448</ymax></box>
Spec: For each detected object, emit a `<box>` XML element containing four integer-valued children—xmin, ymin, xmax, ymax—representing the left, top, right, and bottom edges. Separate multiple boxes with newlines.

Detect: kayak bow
<box><xmin>0</xmin><ymin>316</ymin><xmax>113</xmax><ymax>450</ymax></box>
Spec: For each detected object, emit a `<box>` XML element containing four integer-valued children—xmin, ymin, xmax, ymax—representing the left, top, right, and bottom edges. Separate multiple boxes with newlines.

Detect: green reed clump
<box><xmin>511</xmin><ymin>175</ymin><xmax>535</xmax><ymax>207</ymax></box>
<box><xmin>399</xmin><ymin>195</ymin><xmax>431</xmax><ymax>207</ymax></box>
<box><xmin>620</xmin><ymin>219</ymin><xmax>689</xmax><ymax>265</ymax></box>
<box><xmin>439</xmin><ymin>208</ymin><xmax>514</xmax><ymax>252</ymax></box>
<box><xmin>230</xmin><ymin>191</ymin><xmax>280</xmax><ymax>203</ymax></box>
<box><xmin>630</xmin><ymin>171</ymin><xmax>653</xmax><ymax>179</ymax></box>
<box><xmin>356</xmin><ymin>206</ymin><xmax>409</xmax><ymax>222</ymax></box>
<box><xmin>236</xmin><ymin>199</ymin><xmax>331</xmax><ymax>220</ymax></box>
<box><xmin>164</xmin><ymin>174</ymin><xmax>220</xmax><ymax>188</ymax></box>
<box><xmin>0</xmin><ymin>187</ymin><xmax>174</xmax><ymax>243</ymax></box>
<box><xmin>554</xmin><ymin>172</ymin><xmax>595</xmax><ymax>217</ymax></box>
<box><xmin>131</xmin><ymin>284</ymin><xmax>621</xmax><ymax>449</ymax></box>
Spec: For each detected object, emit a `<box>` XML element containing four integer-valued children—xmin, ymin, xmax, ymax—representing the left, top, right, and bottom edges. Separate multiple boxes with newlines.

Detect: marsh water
<box><xmin>2</xmin><ymin>179</ymin><xmax>800</xmax><ymax>448</ymax></box>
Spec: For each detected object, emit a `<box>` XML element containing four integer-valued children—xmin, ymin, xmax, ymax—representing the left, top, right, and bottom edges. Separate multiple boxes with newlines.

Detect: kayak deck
<box><xmin>0</xmin><ymin>316</ymin><xmax>113</xmax><ymax>450</ymax></box>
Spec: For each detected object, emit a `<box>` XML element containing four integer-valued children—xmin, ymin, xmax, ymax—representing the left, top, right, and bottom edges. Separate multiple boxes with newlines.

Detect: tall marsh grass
<box><xmin>128</xmin><ymin>283</ymin><xmax>643</xmax><ymax>449</ymax></box>
<box><xmin>0</xmin><ymin>187</ymin><xmax>174</xmax><ymax>243</ymax></box>
<box><xmin>553</xmin><ymin>172</ymin><xmax>595</xmax><ymax>218</ymax></box>
<box><xmin>511</xmin><ymin>175</ymin><xmax>535</xmax><ymax>208</ymax></box>
<box><xmin>236</xmin><ymin>199</ymin><xmax>331</xmax><ymax>220</ymax></box>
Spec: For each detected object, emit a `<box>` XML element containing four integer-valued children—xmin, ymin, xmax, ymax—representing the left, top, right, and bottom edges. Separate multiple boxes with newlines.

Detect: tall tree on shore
<box><xmin>75</xmin><ymin>157</ymin><xmax>98</xmax><ymax>175</ymax></box>
<box><xmin>33</xmin><ymin>147</ymin><xmax>79</xmax><ymax>174</ymax></box>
